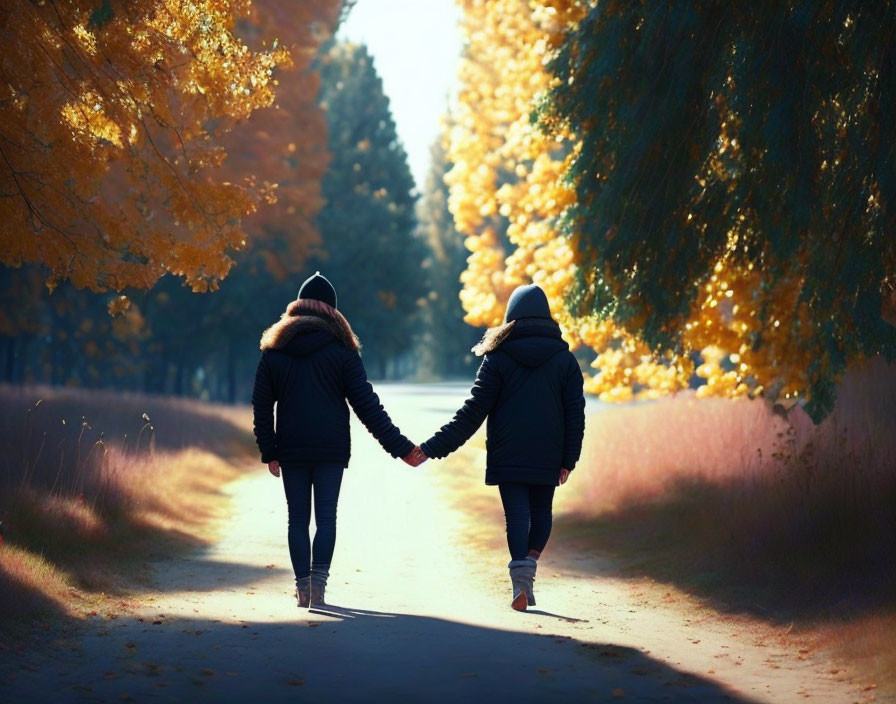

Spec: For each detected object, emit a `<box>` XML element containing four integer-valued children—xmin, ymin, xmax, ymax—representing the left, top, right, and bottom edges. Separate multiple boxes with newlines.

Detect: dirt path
<box><xmin>1</xmin><ymin>385</ymin><xmax>864</xmax><ymax>702</ymax></box>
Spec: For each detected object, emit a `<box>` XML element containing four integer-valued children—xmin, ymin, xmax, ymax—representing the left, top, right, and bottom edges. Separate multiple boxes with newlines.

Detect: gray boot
<box><xmin>508</xmin><ymin>559</ymin><xmax>536</xmax><ymax>611</ymax></box>
<box><xmin>524</xmin><ymin>556</ymin><xmax>537</xmax><ymax>606</ymax></box>
<box><xmin>296</xmin><ymin>576</ymin><xmax>311</xmax><ymax>608</ymax></box>
<box><xmin>309</xmin><ymin>566</ymin><xmax>329</xmax><ymax>606</ymax></box>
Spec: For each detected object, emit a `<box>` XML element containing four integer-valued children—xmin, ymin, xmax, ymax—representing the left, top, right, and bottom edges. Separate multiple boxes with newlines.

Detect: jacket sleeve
<box><xmin>562</xmin><ymin>354</ymin><xmax>586</xmax><ymax>471</ymax></box>
<box><xmin>343</xmin><ymin>352</ymin><xmax>415</xmax><ymax>459</ymax></box>
<box><xmin>420</xmin><ymin>354</ymin><xmax>501</xmax><ymax>459</ymax></box>
<box><xmin>251</xmin><ymin>353</ymin><xmax>278</xmax><ymax>464</ymax></box>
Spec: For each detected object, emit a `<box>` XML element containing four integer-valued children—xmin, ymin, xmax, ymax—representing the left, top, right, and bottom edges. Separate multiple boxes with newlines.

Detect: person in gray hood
<box><xmin>420</xmin><ymin>283</ymin><xmax>585</xmax><ymax>611</ymax></box>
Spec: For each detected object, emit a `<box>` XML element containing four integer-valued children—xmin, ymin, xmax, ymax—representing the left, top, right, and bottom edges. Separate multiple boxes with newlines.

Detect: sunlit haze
<box><xmin>337</xmin><ymin>0</ymin><xmax>464</xmax><ymax>189</ymax></box>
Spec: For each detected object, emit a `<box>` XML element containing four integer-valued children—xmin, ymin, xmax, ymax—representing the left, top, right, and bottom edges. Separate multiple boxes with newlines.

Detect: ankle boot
<box><xmin>309</xmin><ymin>566</ymin><xmax>329</xmax><ymax>606</ymax></box>
<box><xmin>296</xmin><ymin>576</ymin><xmax>311</xmax><ymax>608</ymax></box>
<box><xmin>523</xmin><ymin>556</ymin><xmax>537</xmax><ymax>606</ymax></box>
<box><xmin>508</xmin><ymin>560</ymin><xmax>534</xmax><ymax>611</ymax></box>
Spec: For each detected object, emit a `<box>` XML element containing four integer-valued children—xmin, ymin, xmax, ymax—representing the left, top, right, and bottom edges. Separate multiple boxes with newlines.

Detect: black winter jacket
<box><xmin>252</xmin><ymin>317</ymin><xmax>414</xmax><ymax>467</ymax></box>
<box><xmin>421</xmin><ymin>319</ymin><xmax>586</xmax><ymax>485</ymax></box>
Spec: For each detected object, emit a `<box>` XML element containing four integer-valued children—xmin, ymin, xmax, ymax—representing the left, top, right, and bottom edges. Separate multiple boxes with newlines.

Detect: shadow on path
<box><xmin>552</xmin><ymin>475</ymin><xmax>896</xmax><ymax>626</ymax></box>
<box><xmin>2</xmin><ymin>605</ymin><xmax>758</xmax><ymax>703</ymax></box>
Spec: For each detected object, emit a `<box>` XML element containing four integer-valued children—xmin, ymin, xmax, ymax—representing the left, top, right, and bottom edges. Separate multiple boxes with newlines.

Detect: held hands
<box><xmin>559</xmin><ymin>468</ymin><xmax>570</xmax><ymax>485</ymax></box>
<box><xmin>402</xmin><ymin>445</ymin><xmax>427</xmax><ymax>467</ymax></box>
<box><xmin>268</xmin><ymin>460</ymin><xmax>281</xmax><ymax>478</ymax></box>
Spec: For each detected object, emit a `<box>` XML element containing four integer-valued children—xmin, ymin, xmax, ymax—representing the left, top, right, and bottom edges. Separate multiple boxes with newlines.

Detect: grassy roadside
<box><xmin>0</xmin><ymin>385</ymin><xmax>256</xmax><ymax>643</ymax></box>
<box><xmin>436</xmin><ymin>358</ymin><xmax>895</xmax><ymax>699</ymax></box>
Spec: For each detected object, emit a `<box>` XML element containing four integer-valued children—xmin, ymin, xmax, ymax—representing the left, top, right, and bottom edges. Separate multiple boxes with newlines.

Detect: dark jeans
<box><xmin>281</xmin><ymin>464</ymin><xmax>345</xmax><ymax>582</ymax></box>
<box><xmin>498</xmin><ymin>483</ymin><xmax>556</xmax><ymax>561</ymax></box>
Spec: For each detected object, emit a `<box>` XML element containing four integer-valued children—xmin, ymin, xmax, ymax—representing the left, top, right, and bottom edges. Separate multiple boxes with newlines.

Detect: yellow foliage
<box><xmin>449</xmin><ymin>0</ymin><xmax>807</xmax><ymax>403</ymax></box>
<box><xmin>0</xmin><ymin>0</ymin><xmax>334</xmax><ymax>292</ymax></box>
<box><xmin>447</xmin><ymin>0</ymin><xmax>585</xmax><ymax>332</ymax></box>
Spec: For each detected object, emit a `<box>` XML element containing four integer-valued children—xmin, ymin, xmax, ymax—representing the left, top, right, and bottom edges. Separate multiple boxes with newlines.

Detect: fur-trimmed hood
<box><xmin>471</xmin><ymin>318</ymin><xmax>566</xmax><ymax>366</ymax></box>
<box><xmin>260</xmin><ymin>300</ymin><xmax>360</xmax><ymax>353</ymax></box>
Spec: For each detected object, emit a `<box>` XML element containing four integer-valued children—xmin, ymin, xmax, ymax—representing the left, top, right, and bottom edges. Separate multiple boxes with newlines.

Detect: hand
<box><xmin>402</xmin><ymin>446</ymin><xmax>427</xmax><ymax>467</ymax></box>
<box><xmin>558</xmin><ymin>468</ymin><xmax>570</xmax><ymax>485</ymax></box>
<box><xmin>268</xmin><ymin>460</ymin><xmax>281</xmax><ymax>477</ymax></box>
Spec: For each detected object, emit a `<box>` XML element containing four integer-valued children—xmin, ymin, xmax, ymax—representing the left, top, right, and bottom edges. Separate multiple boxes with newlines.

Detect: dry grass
<box><xmin>0</xmin><ymin>385</ymin><xmax>255</xmax><ymax>638</ymax></box>
<box><xmin>564</xmin><ymin>358</ymin><xmax>895</xmax><ymax>615</ymax></box>
<box><xmin>557</xmin><ymin>356</ymin><xmax>896</xmax><ymax>694</ymax></box>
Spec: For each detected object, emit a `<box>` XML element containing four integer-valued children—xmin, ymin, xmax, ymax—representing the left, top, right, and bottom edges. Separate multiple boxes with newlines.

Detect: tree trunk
<box><xmin>143</xmin><ymin>358</ymin><xmax>166</xmax><ymax>395</ymax></box>
<box><xmin>227</xmin><ymin>341</ymin><xmax>237</xmax><ymax>404</ymax></box>
<box><xmin>51</xmin><ymin>343</ymin><xmax>63</xmax><ymax>386</ymax></box>
<box><xmin>174</xmin><ymin>353</ymin><xmax>185</xmax><ymax>397</ymax></box>
<box><xmin>3</xmin><ymin>336</ymin><xmax>14</xmax><ymax>383</ymax></box>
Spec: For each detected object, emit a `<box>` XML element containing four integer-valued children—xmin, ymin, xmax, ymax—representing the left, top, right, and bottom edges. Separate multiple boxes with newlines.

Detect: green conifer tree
<box><xmin>314</xmin><ymin>41</ymin><xmax>427</xmax><ymax>377</ymax></box>
<box><xmin>541</xmin><ymin>1</ymin><xmax>896</xmax><ymax>419</ymax></box>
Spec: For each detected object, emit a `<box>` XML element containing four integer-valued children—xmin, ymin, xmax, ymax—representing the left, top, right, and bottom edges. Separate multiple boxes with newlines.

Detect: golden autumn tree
<box><xmin>0</xmin><ymin>0</ymin><xmax>290</xmax><ymax>293</ymax></box>
<box><xmin>0</xmin><ymin>1</ymin><xmax>344</xmax><ymax>400</ymax></box>
<box><xmin>540</xmin><ymin>1</ymin><xmax>896</xmax><ymax>419</ymax></box>
<box><xmin>446</xmin><ymin>0</ymin><xmax>584</xmax><ymax>329</ymax></box>
<box><xmin>448</xmin><ymin>0</ymin><xmax>690</xmax><ymax>402</ymax></box>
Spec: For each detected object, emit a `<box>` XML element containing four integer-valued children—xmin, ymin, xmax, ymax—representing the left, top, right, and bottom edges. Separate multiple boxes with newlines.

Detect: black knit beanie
<box><xmin>297</xmin><ymin>271</ymin><xmax>338</xmax><ymax>309</ymax></box>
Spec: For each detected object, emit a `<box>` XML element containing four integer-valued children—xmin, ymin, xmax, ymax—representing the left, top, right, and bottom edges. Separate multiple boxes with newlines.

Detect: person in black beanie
<box><xmin>419</xmin><ymin>284</ymin><xmax>585</xmax><ymax>611</ymax></box>
<box><xmin>252</xmin><ymin>271</ymin><xmax>426</xmax><ymax>608</ymax></box>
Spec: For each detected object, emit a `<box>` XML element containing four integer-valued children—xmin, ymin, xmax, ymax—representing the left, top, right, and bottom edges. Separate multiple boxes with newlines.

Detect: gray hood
<box><xmin>505</xmin><ymin>284</ymin><xmax>551</xmax><ymax>322</ymax></box>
